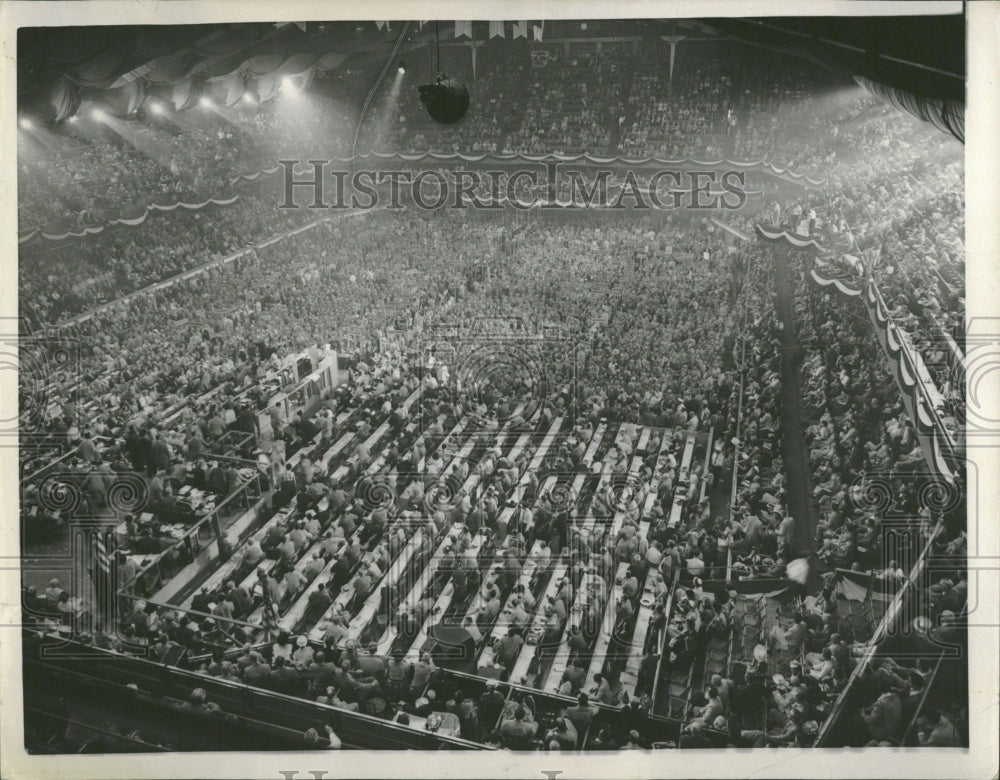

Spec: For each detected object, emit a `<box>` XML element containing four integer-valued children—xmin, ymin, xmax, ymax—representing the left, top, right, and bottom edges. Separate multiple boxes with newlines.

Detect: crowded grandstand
<box><xmin>17</xmin><ymin>17</ymin><xmax>967</xmax><ymax>753</ymax></box>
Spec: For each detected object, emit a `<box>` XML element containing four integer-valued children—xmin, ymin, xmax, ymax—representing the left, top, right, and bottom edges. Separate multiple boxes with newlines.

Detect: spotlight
<box><xmin>281</xmin><ymin>76</ymin><xmax>299</xmax><ymax>94</ymax></box>
<box><xmin>91</xmin><ymin>108</ymin><xmax>106</xmax><ymax>121</ymax></box>
<box><xmin>19</xmin><ymin>117</ymin><xmax>33</xmax><ymax>130</ymax></box>
<box><xmin>149</xmin><ymin>102</ymin><xmax>165</xmax><ymax>115</ymax></box>
<box><xmin>398</xmin><ymin>61</ymin><xmax>407</xmax><ymax>75</ymax></box>
<box><xmin>67</xmin><ymin>115</ymin><xmax>79</xmax><ymax>124</ymax></box>
<box><xmin>418</xmin><ymin>75</ymin><xmax>470</xmax><ymax>124</ymax></box>
<box><xmin>199</xmin><ymin>96</ymin><xmax>212</xmax><ymax>108</ymax></box>
<box><xmin>241</xmin><ymin>93</ymin><xmax>257</xmax><ymax>106</ymax></box>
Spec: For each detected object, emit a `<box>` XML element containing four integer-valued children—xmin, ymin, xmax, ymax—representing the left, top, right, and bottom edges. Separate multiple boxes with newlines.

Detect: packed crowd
<box><xmin>19</xmin><ymin>189</ymin><xmax>317</xmax><ymax>324</ymax></box>
<box><xmin>503</xmin><ymin>42</ymin><xmax>631</xmax><ymax>156</ymax></box>
<box><xmin>622</xmin><ymin>41</ymin><xmax>820</xmax><ymax>161</ymax></box>
<box><xmin>18</xmin><ymin>94</ymin><xmax>354</xmax><ymax>235</ymax></box>
<box><xmin>21</xmin><ymin>207</ymin><xmax>752</xmax><ymax>749</ymax></box>
<box><xmin>22</xmin><ymin>220</ymin><xmax>967</xmax><ymax>752</ymax></box>
<box><xmin>21</xmin><ymin>35</ymin><xmax>959</xmax><ymax>335</ymax></box>
<box><xmin>436</xmin><ymin>215</ymin><xmax>745</xmax><ymax>427</ymax></box>
<box><xmin>366</xmin><ymin>38</ymin><xmax>845</xmax><ymax>160</ymax></box>
<box><xmin>686</xmin><ymin>205</ymin><xmax>964</xmax><ymax>744</ymax></box>
<box><xmin>20</xmin><ymin>212</ymin><xmax>480</xmax><ymax>470</ymax></box>
<box><xmin>778</xmin><ymin>108</ymin><xmax>963</xmax><ymax>354</ymax></box>
<box><xmin>18</xmin><ymin>134</ymin><xmax>211</xmax><ymax>233</ymax></box>
<box><xmin>788</xmin><ymin>229</ymin><xmax>966</xmax><ymax>747</ymax></box>
<box><xmin>605</xmin><ymin>187</ymin><xmax>966</xmax><ymax>748</ymax></box>
<box><xmin>23</xmin><ymin>209</ymin><xmax>752</xmax><ymax>466</ymax></box>
<box><xmin>18</xmin><ymin>32</ymin><xmax>967</xmax><ymax>752</ymax></box>
<box><xmin>19</xmin><ymin>117</ymin><xmax>242</xmax><ymax>234</ymax></box>
<box><xmin>619</xmin><ymin>42</ymin><xmax>732</xmax><ymax>160</ymax></box>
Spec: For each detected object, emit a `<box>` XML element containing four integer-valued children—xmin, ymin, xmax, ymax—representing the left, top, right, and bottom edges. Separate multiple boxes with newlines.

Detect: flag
<box><xmin>661</xmin><ymin>36</ymin><xmax>685</xmax><ymax>82</ymax></box>
<box><xmin>469</xmin><ymin>40</ymin><xmax>481</xmax><ymax>79</ymax></box>
<box><xmin>489</xmin><ymin>21</ymin><xmax>505</xmax><ymax>39</ymax></box>
<box><xmin>513</xmin><ymin>20</ymin><xmax>528</xmax><ymax>38</ymax></box>
<box><xmin>375</xmin><ymin>21</ymin><xmax>387</xmax><ymax>31</ymax></box>
<box><xmin>92</xmin><ymin>527</ymin><xmax>118</xmax><ymax>629</ymax></box>
<box><xmin>95</xmin><ymin>527</ymin><xmax>114</xmax><ymax>580</ymax></box>
<box><xmin>532</xmin><ymin>22</ymin><xmax>544</xmax><ymax>41</ymax></box>
<box><xmin>454</xmin><ymin>20</ymin><xmax>472</xmax><ymax>38</ymax></box>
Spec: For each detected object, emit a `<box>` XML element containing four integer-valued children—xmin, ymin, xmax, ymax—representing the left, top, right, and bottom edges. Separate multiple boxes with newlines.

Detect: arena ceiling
<box><xmin>16</xmin><ymin>22</ymin><xmax>439</xmax><ymax>98</ymax></box>
<box><xmin>18</xmin><ymin>14</ymin><xmax>965</xmax><ymax>132</ymax></box>
<box><xmin>682</xmin><ymin>16</ymin><xmax>964</xmax><ymax>104</ymax></box>
<box><xmin>671</xmin><ymin>14</ymin><xmax>965</xmax><ymax>141</ymax></box>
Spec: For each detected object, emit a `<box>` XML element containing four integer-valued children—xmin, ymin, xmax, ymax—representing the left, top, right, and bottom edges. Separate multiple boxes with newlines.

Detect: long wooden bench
<box><xmin>543</xmin><ymin>427</ymin><xmax>658</xmax><ymax>692</ymax></box>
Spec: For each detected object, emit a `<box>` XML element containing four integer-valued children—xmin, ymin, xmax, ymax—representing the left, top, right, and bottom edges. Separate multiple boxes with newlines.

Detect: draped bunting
<box><xmin>458</xmin><ymin>186</ymin><xmax>765</xmax><ymax>209</ymax></box>
<box><xmin>228</xmin><ymin>152</ymin><xmax>828</xmax><ymax>186</ymax></box>
<box><xmin>315</xmin><ymin>51</ymin><xmax>350</xmax><ymax>73</ymax></box>
<box><xmin>855</xmin><ymin>75</ymin><xmax>964</xmax><ymax>145</ymax></box>
<box><xmin>33</xmin><ymin>21</ymin><xmax>359</xmax><ymax>123</ymax></box>
<box><xmin>281</xmin><ymin>66</ymin><xmax>316</xmax><ymax>93</ymax></box>
<box><xmin>281</xmin><ymin>52</ymin><xmax>324</xmax><ymax>75</ymax></box>
<box><xmin>252</xmin><ymin>72</ymin><xmax>282</xmax><ymax>103</ymax></box>
<box><xmin>754</xmin><ymin>223</ymin><xmax>960</xmax><ymax>485</ymax></box>
<box><xmin>21</xmin><ymin>75</ymin><xmax>82</xmax><ymax>123</ymax></box>
<box><xmin>50</xmin><ymin>76</ymin><xmax>81</xmax><ymax>123</ymax></box>
<box><xmin>192</xmin><ymin>26</ymin><xmax>265</xmax><ymax>59</ymax></box>
<box><xmin>141</xmin><ymin>81</ymin><xmax>172</xmax><ymax>110</ymax></box>
<box><xmin>204</xmin><ymin>70</ymin><xmax>247</xmax><ymax>107</ymax></box>
<box><xmin>78</xmin><ymin>81</ymin><xmax>147</xmax><ymax>117</ymax></box>
<box><xmin>755</xmin><ymin>223</ymin><xmax>829</xmax><ymax>250</ymax></box>
<box><xmin>230</xmin><ymin>166</ymin><xmax>283</xmax><ymax>184</ymax></box>
<box><xmin>196</xmin><ymin>49</ymin><xmax>259</xmax><ymax>79</ymax></box>
<box><xmin>808</xmin><ymin>267</ymin><xmax>863</xmax><ymax>298</ymax></box>
<box><xmin>861</xmin><ymin>279</ymin><xmax>961</xmax><ymax>484</ymax></box>
<box><xmin>102</xmin><ymin>80</ymin><xmax>147</xmax><ymax>116</ymax></box>
<box><xmin>21</xmin><ymin>151</ymin><xmax>815</xmax><ymax>240</ymax></box>
<box><xmin>129</xmin><ymin>49</ymin><xmax>203</xmax><ymax>85</ymax></box>
<box><xmin>242</xmin><ymin>53</ymin><xmax>288</xmax><ymax>77</ymax></box>
<box><xmin>70</xmin><ymin>47</ymin><xmax>129</xmax><ymax>87</ymax></box>
<box><xmin>931</xmin><ymin>315</ymin><xmax>966</xmax><ymax>387</ymax></box>
<box><xmin>170</xmin><ymin>78</ymin><xmax>203</xmax><ymax>111</ymax></box>
<box><xmin>18</xmin><ymin>196</ymin><xmax>240</xmax><ymax>245</ymax></box>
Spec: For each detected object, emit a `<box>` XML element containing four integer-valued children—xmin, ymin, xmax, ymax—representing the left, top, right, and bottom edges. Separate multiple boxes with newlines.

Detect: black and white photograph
<box><xmin>1</xmin><ymin>1</ymin><xmax>998</xmax><ymax>778</ymax></box>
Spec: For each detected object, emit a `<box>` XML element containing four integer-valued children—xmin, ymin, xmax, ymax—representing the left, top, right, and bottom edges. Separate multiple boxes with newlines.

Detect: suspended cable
<box><xmin>351</xmin><ymin>21</ymin><xmax>411</xmax><ymax>165</ymax></box>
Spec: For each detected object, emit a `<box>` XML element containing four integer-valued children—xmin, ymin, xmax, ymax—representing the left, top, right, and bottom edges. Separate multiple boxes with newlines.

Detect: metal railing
<box><xmin>125</xmin><ymin>473</ymin><xmax>262</xmax><ymax>598</ymax></box>
<box><xmin>815</xmin><ymin>520</ymin><xmax>944</xmax><ymax>746</ymax></box>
